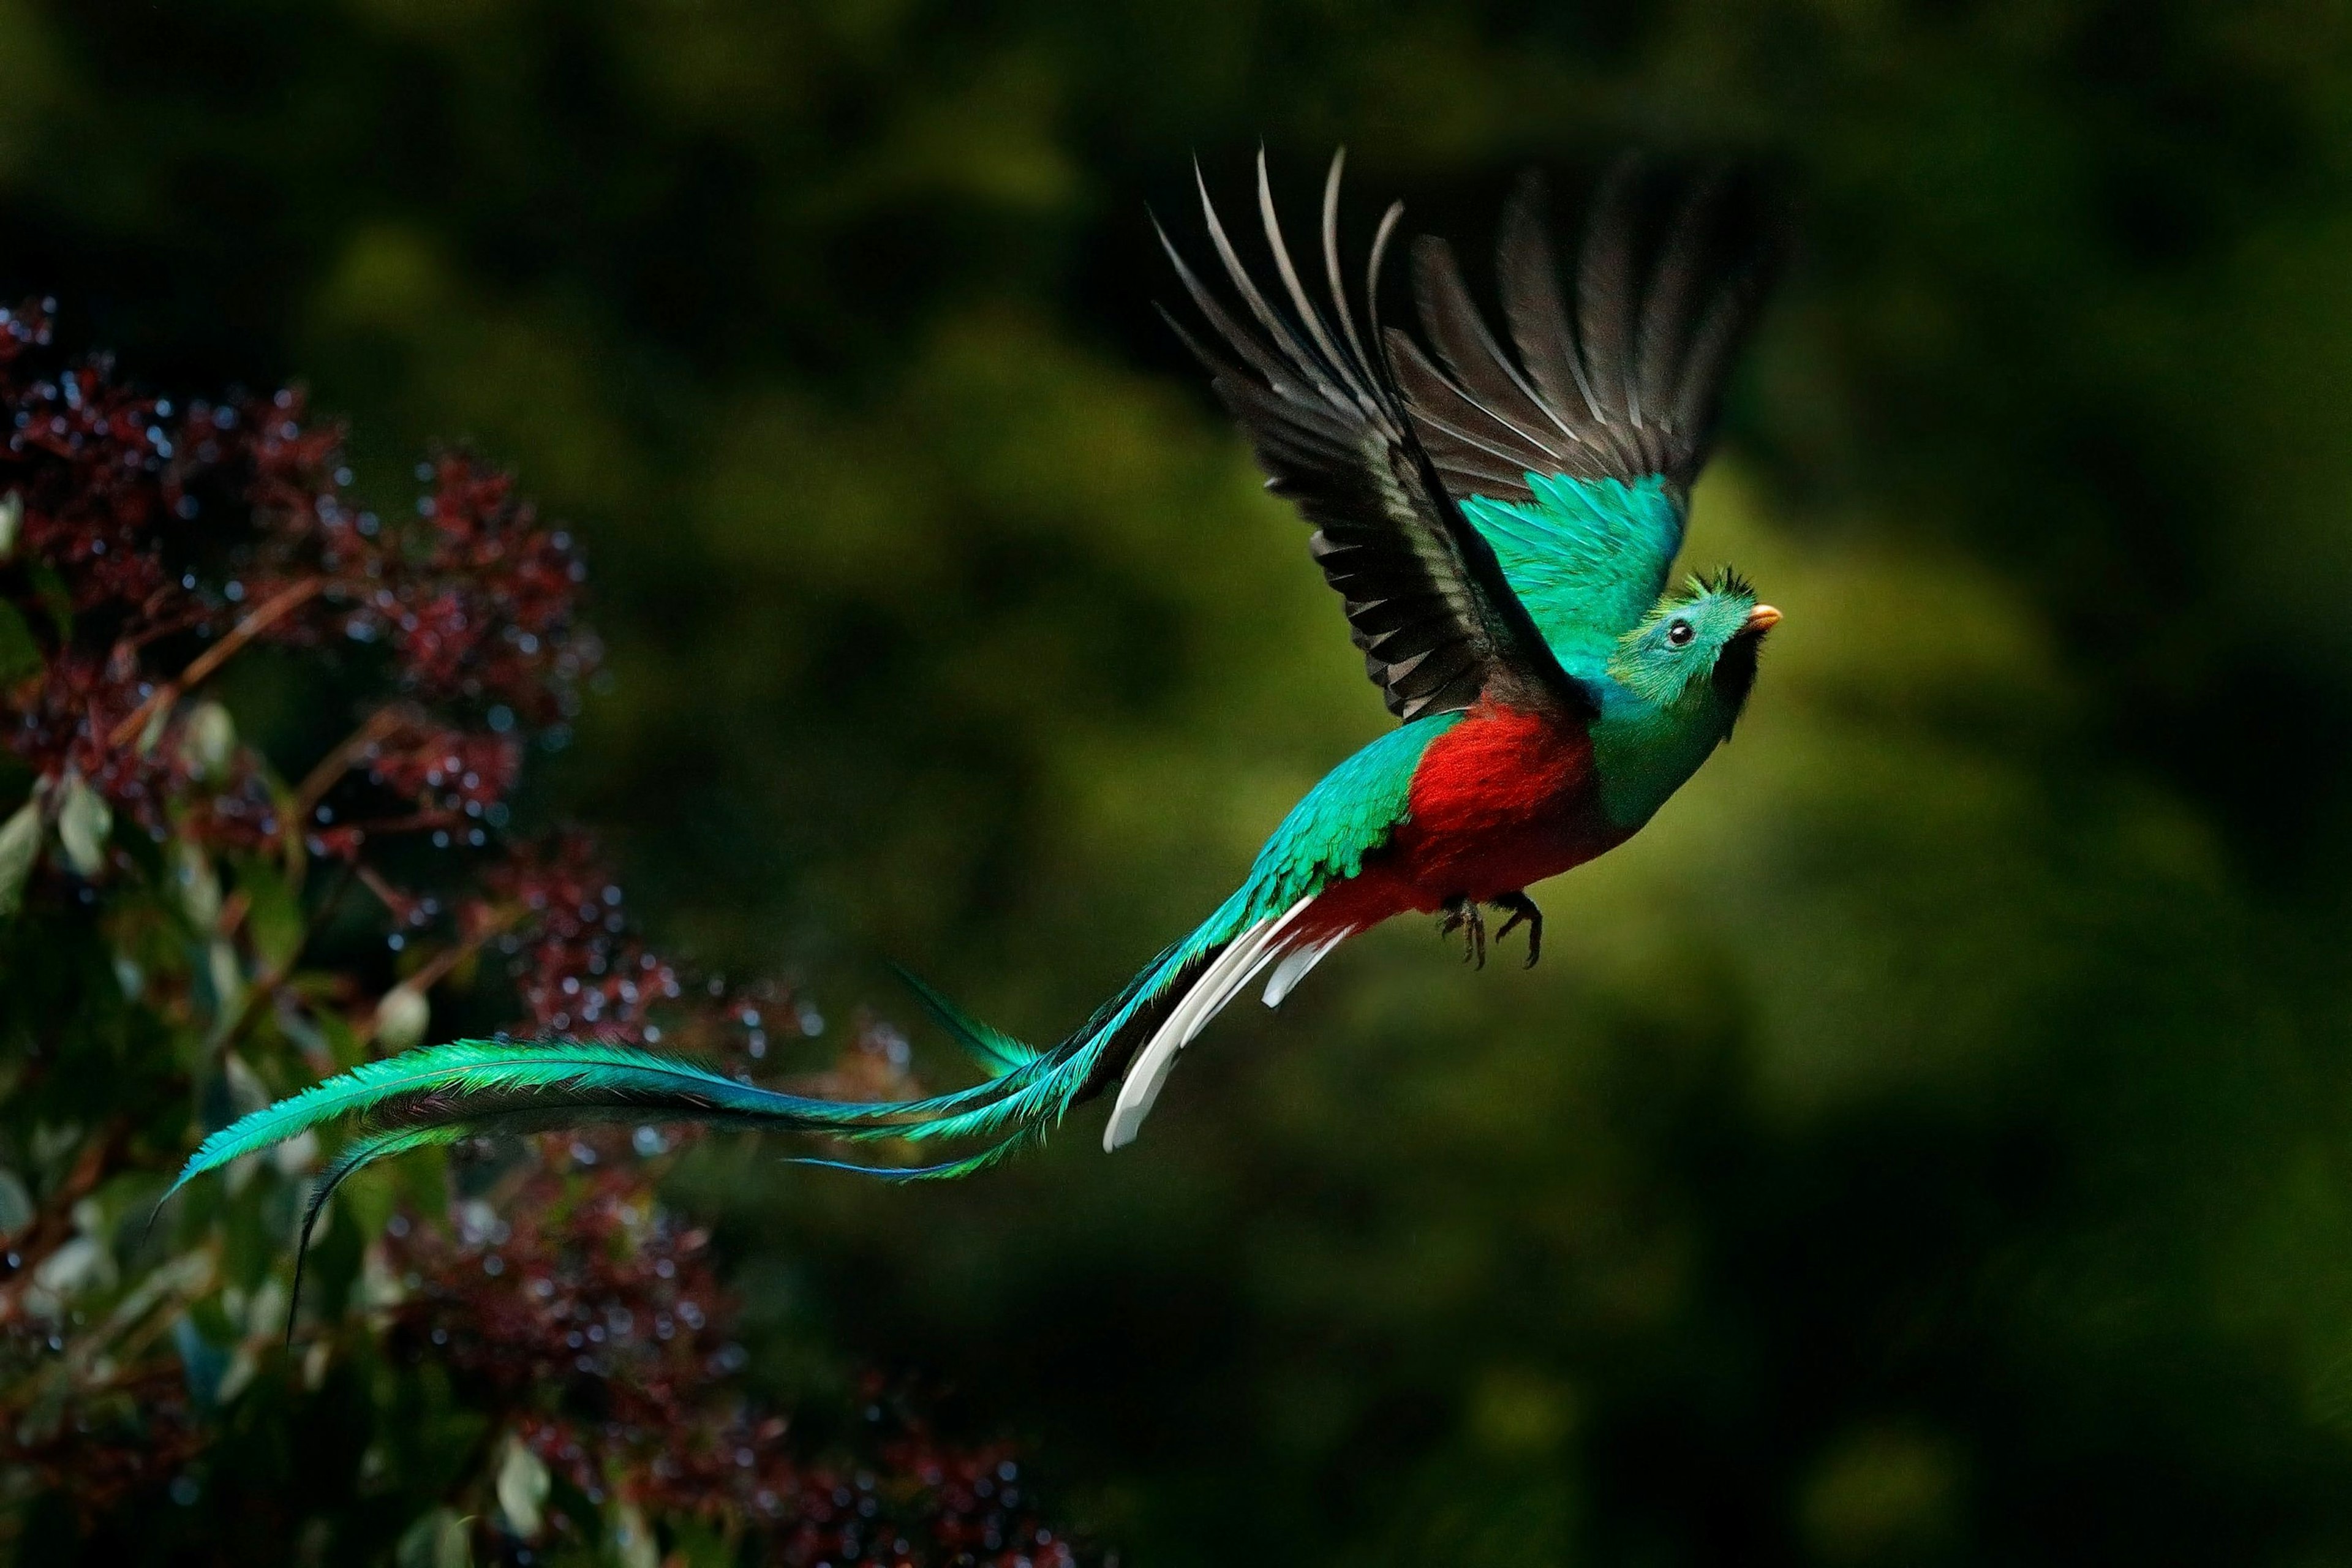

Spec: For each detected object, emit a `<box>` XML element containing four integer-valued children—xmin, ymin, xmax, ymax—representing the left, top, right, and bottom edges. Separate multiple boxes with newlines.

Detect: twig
<box><xmin>399</xmin><ymin>908</ymin><xmax>521</xmax><ymax>999</ymax></box>
<box><xmin>290</xmin><ymin>705</ymin><xmax>412</xmax><ymax>827</ymax></box>
<box><xmin>351</xmin><ymin>864</ymin><xmax>410</xmax><ymax>916</ymax></box>
<box><xmin>107</xmin><ymin>578</ymin><xmax>324</xmax><ymax>748</ymax></box>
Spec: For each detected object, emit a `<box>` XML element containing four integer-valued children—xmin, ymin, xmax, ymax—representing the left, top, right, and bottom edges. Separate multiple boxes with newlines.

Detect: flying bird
<box><xmin>168</xmin><ymin>151</ymin><xmax>1784</xmax><ymax>1277</ymax></box>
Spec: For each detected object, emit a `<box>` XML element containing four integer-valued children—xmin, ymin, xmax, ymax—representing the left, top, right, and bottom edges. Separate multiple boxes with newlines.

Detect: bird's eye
<box><xmin>1665</xmin><ymin>619</ymin><xmax>1695</xmax><ymax>648</ymax></box>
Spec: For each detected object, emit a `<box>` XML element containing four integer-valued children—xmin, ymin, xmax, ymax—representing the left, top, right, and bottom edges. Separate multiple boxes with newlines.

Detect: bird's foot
<box><xmin>1436</xmin><ymin>895</ymin><xmax>1488</xmax><ymax>968</ymax></box>
<box><xmin>1490</xmin><ymin>891</ymin><xmax>1544</xmax><ymax>969</ymax></box>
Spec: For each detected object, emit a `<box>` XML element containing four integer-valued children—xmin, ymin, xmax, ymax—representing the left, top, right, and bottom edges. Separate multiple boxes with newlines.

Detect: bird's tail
<box><xmin>165</xmin><ymin>881</ymin><xmax>1359</xmax><ymax>1296</ymax></box>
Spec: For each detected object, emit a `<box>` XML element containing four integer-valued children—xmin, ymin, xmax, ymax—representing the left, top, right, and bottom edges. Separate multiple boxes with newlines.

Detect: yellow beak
<box><xmin>1742</xmin><ymin>604</ymin><xmax>1782</xmax><ymax>635</ymax></box>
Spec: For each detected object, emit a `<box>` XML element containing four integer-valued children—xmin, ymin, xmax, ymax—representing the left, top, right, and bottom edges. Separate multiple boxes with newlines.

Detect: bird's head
<box><xmin>1608</xmin><ymin>567</ymin><xmax>1781</xmax><ymax>723</ymax></box>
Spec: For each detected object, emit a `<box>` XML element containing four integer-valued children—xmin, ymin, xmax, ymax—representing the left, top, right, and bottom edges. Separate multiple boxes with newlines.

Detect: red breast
<box><xmin>1313</xmin><ymin>703</ymin><xmax>1625</xmax><ymax>929</ymax></box>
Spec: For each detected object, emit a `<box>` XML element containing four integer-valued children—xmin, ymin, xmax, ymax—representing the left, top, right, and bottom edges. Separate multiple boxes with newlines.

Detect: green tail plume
<box><xmin>168</xmin><ymin>995</ymin><xmax>1058</xmax><ymax>1336</ymax></box>
<box><xmin>170</xmin><ymin>1006</ymin><xmax>1050</xmax><ymax>1206</ymax></box>
<box><xmin>165</xmin><ymin>893</ymin><xmax>1263</xmax><ymax>1337</ymax></box>
<box><xmin>886</xmin><ymin>962</ymin><xmax>1042</xmax><ymax>1079</ymax></box>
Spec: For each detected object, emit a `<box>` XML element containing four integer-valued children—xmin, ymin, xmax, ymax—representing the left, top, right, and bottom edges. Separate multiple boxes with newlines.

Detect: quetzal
<box><xmin>168</xmin><ymin>152</ymin><xmax>1782</xmax><ymax>1261</ymax></box>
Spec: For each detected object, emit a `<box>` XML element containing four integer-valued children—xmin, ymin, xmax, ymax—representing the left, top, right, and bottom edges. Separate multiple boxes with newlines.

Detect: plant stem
<box><xmin>108</xmin><ymin>577</ymin><xmax>325</xmax><ymax>749</ymax></box>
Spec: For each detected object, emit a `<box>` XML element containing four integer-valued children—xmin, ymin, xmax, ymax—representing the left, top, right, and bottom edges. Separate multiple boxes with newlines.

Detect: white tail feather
<box><xmin>1262</xmin><ymin>925</ymin><xmax>1353</xmax><ymax>1008</ymax></box>
<box><xmin>1104</xmin><ymin>895</ymin><xmax>1317</xmax><ymax>1151</ymax></box>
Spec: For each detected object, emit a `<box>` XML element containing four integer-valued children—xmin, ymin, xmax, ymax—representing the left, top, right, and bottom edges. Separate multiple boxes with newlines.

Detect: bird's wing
<box><xmin>1163</xmin><ymin>151</ymin><xmax>1588</xmax><ymax>724</ymax></box>
<box><xmin>1392</xmin><ymin>165</ymin><xmax>1779</xmax><ymax>665</ymax></box>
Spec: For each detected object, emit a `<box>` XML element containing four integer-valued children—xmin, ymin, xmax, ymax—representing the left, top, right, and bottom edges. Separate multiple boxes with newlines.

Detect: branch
<box><xmin>290</xmin><ymin>704</ymin><xmax>412</xmax><ymax>827</ymax></box>
<box><xmin>108</xmin><ymin>577</ymin><xmax>325</xmax><ymax>749</ymax></box>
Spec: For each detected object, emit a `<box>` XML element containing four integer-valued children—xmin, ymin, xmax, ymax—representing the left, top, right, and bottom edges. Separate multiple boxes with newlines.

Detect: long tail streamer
<box><xmin>164</xmin><ymin>874</ymin><xmax>1347</xmax><ymax>1334</ymax></box>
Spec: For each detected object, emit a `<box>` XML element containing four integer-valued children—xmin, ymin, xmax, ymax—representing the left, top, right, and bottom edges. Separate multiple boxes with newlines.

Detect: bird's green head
<box><xmin>1608</xmin><ymin>567</ymin><xmax>1781</xmax><ymax>723</ymax></box>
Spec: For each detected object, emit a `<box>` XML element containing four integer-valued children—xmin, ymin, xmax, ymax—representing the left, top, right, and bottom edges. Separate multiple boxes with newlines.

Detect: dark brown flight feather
<box><xmin>1394</xmin><ymin>160</ymin><xmax>1782</xmax><ymax>506</ymax></box>
<box><xmin>1159</xmin><ymin>149</ymin><xmax>1585</xmax><ymax>724</ymax></box>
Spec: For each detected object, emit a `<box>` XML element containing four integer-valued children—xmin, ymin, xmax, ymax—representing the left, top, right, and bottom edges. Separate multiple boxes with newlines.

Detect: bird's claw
<box><xmin>1490</xmin><ymin>891</ymin><xmax>1543</xmax><ymax>969</ymax></box>
<box><xmin>1436</xmin><ymin>896</ymin><xmax>1487</xmax><ymax>968</ymax></box>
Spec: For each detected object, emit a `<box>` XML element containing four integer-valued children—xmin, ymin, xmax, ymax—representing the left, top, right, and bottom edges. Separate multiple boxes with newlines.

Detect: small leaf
<box><xmin>0</xmin><ymin>797</ymin><xmax>40</xmax><ymax>917</ymax></box>
<box><xmin>204</xmin><ymin>938</ymin><xmax>247</xmax><ymax>1036</ymax></box>
<box><xmin>215</xmin><ymin>1343</ymin><xmax>261</xmax><ymax>1406</ymax></box>
<box><xmin>241</xmin><ymin>858</ymin><xmax>303</xmax><ymax>968</ymax></box>
<box><xmin>0</xmin><ymin>490</ymin><xmax>19</xmax><ymax>558</ymax></box>
<box><xmin>176</xmin><ymin>700</ymin><xmax>236</xmax><ymax>782</ymax></box>
<box><xmin>396</xmin><ymin>1508</ymin><xmax>473</xmax><ymax>1568</ymax></box>
<box><xmin>495</xmin><ymin>1434</ymin><xmax>550</xmax><ymax>1540</ymax></box>
<box><xmin>172</xmin><ymin>1313</ymin><xmax>232</xmax><ymax>1410</ymax></box>
<box><xmin>374</xmin><ymin>983</ymin><xmax>431</xmax><ymax>1054</ymax></box>
<box><xmin>609</xmin><ymin>1501</ymin><xmax>660</xmax><ymax>1568</ymax></box>
<box><xmin>273</xmin><ymin>1128</ymin><xmax>319</xmax><ymax>1178</ymax></box>
<box><xmin>33</xmin><ymin>1235</ymin><xmax>113</xmax><ymax>1298</ymax></box>
<box><xmin>0</xmin><ymin>601</ymin><xmax>41</xmax><ymax>687</ymax></box>
<box><xmin>0</xmin><ymin>1167</ymin><xmax>33</xmax><ymax>1234</ymax></box>
<box><xmin>172</xmin><ymin>839</ymin><xmax>222</xmax><ymax>930</ymax></box>
<box><xmin>55</xmin><ymin>772</ymin><xmax>111</xmax><ymax>877</ymax></box>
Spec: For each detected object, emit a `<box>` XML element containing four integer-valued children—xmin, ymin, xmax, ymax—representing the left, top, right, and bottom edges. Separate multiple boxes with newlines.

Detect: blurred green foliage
<box><xmin>10</xmin><ymin>0</ymin><xmax>2352</xmax><ymax>1562</ymax></box>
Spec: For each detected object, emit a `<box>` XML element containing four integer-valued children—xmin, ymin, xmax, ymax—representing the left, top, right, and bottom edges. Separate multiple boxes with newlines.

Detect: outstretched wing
<box><xmin>1163</xmin><ymin>151</ymin><xmax>1586</xmax><ymax>724</ymax></box>
<box><xmin>1393</xmin><ymin>165</ymin><xmax>1779</xmax><ymax>666</ymax></box>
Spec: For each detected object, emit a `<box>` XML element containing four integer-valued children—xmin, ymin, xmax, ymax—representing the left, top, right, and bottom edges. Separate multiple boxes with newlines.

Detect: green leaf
<box><xmin>0</xmin><ymin>601</ymin><xmax>41</xmax><ymax>687</ymax></box>
<box><xmin>239</xmin><ymin>858</ymin><xmax>303</xmax><ymax>970</ymax></box>
<box><xmin>396</xmin><ymin>1508</ymin><xmax>473</xmax><ymax>1568</ymax></box>
<box><xmin>172</xmin><ymin>839</ymin><xmax>222</xmax><ymax>930</ymax></box>
<box><xmin>176</xmin><ymin>700</ymin><xmax>236</xmax><ymax>782</ymax></box>
<box><xmin>198</xmin><ymin>1052</ymin><xmax>271</xmax><ymax>1139</ymax></box>
<box><xmin>202</xmin><ymin>938</ymin><xmax>247</xmax><ymax>1039</ymax></box>
<box><xmin>172</xmin><ymin>1313</ymin><xmax>233</xmax><ymax>1411</ymax></box>
<box><xmin>186</xmin><ymin>1294</ymin><xmax>236</xmax><ymax>1344</ymax></box>
<box><xmin>0</xmin><ymin>796</ymin><xmax>40</xmax><ymax>917</ymax></box>
<box><xmin>372</xmin><ymin>982</ymin><xmax>430</xmax><ymax>1054</ymax></box>
<box><xmin>0</xmin><ymin>1167</ymin><xmax>32</xmax><ymax>1233</ymax></box>
<box><xmin>495</xmin><ymin>1435</ymin><xmax>550</xmax><ymax>1539</ymax></box>
<box><xmin>609</xmin><ymin>1501</ymin><xmax>661</xmax><ymax>1568</ymax></box>
<box><xmin>55</xmin><ymin>773</ymin><xmax>110</xmax><ymax>877</ymax></box>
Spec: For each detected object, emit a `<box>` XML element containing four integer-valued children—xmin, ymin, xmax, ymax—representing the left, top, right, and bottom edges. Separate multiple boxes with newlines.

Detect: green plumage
<box><xmin>1230</xmin><ymin>711</ymin><xmax>1463</xmax><ymax>917</ymax></box>
<box><xmin>1460</xmin><ymin>473</ymin><xmax>1684</xmax><ymax>671</ymax></box>
<box><xmin>166</xmin><ymin>1038</ymin><xmax>872</xmax><ymax>1204</ymax></box>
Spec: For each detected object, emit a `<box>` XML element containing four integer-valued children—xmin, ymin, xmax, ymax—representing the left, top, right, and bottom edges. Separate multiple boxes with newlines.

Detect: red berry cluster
<box><xmin>361</xmin><ymin>715</ymin><xmax>522</xmax><ymax>823</ymax></box>
<box><xmin>1</xmin><ymin>298</ymin><xmax>594</xmax><ymax>863</ymax></box>
<box><xmin>0</xmin><ymin>303</ymin><xmax>184</xmax><ymax>612</ymax></box>
<box><xmin>479</xmin><ymin>832</ymin><xmax>687</xmax><ymax>1040</ymax></box>
<box><xmin>244</xmin><ymin>426</ymin><xmax>598</xmax><ymax>723</ymax></box>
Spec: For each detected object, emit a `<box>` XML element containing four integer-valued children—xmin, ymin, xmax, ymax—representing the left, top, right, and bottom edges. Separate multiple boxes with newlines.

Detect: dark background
<box><xmin>10</xmin><ymin>1</ymin><xmax>2352</xmax><ymax>1562</ymax></box>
